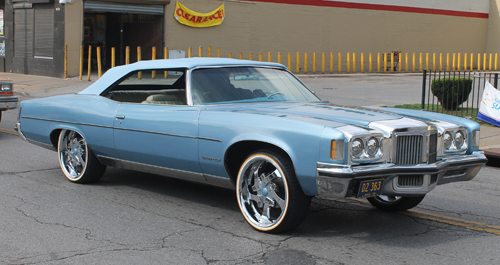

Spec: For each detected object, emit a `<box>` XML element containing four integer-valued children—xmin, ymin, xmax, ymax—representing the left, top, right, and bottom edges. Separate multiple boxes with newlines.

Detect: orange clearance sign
<box><xmin>174</xmin><ymin>1</ymin><xmax>225</xmax><ymax>28</ymax></box>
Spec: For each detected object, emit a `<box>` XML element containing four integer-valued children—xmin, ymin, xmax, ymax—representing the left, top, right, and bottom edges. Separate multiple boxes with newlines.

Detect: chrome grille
<box><xmin>398</xmin><ymin>175</ymin><xmax>424</xmax><ymax>187</ymax></box>
<box><xmin>395</xmin><ymin>135</ymin><xmax>423</xmax><ymax>165</ymax></box>
<box><xmin>428</xmin><ymin>133</ymin><xmax>437</xmax><ymax>163</ymax></box>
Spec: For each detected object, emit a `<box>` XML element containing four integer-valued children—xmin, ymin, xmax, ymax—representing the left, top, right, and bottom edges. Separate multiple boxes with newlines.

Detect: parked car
<box><xmin>16</xmin><ymin>58</ymin><xmax>487</xmax><ymax>233</ymax></box>
<box><xmin>0</xmin><ymin>78</ymin><xmax>18</xmax><ymax>123</ymax></box>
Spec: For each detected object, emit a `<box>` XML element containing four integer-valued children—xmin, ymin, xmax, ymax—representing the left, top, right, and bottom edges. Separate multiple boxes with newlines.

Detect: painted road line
<box><xmin>326</xmin><ymin>197</ymin><xmax>500</xmax><ymax>235</ymax></box>
<box><xmin>401</xmin><ymin>211</ymin><xmax>500</xmax><ymax>236</ymax></box>
<box><xmin>0</xmin><ymin>128</ymin><xmax>18</xmax><ymax>136</ymax></box>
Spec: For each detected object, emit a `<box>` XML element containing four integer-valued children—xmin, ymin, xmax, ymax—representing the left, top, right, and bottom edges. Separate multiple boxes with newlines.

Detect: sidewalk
<box><xmin>2</xmin><ymin>72</ymin><xmax>499</xmax><ymax>159</ymax></box>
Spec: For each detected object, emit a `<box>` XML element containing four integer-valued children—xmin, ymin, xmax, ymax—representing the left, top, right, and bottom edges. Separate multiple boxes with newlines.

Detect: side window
<box><xmin>102</xmin><ymin>70</ymin><xmax>187</xmax><ymax>105</ymax></box>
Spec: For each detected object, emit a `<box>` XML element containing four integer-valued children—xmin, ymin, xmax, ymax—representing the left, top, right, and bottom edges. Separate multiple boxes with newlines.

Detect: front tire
<box><xmin>367</xmin><ymin>195</ymin><xmax>425</xmax><ymax>211</ymax></box>
<box><xmin>236</xmin><ymin>150</ymin><xmax>311</xmax><ymax>233</ymax></box>
<box><xmin>58</xmin><ymin>129</ymin><xmax>106</xmax><ymax>184</ymax></box>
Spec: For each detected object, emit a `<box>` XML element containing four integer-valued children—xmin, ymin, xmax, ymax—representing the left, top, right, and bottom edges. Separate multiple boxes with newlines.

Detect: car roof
<box><xmin>79</xmin><ymin>58</ymin><xmax>287</xmax><ymax>95</ymax></box>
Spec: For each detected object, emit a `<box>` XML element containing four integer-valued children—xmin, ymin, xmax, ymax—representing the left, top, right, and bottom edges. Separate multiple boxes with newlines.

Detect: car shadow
<box><xmin>94</xmin><ymin>167</ymin><xmax>481</xmax><ymax>246</ymax></box>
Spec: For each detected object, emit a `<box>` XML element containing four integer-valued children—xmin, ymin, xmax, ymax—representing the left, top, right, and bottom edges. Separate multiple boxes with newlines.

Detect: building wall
<box><xmin>65</xmin><ymin>0</ymin><xmax>84</xmax><ymax>77</ymax></box>
<box><xmin>164</xmin><ymin>0</ymin><xmax>490</xmax><ymax>69</ymax></box>
<box><xmin>487</xmin><ymin>0</ymin><xmax>500</xmax><ymax>54</ymax></box>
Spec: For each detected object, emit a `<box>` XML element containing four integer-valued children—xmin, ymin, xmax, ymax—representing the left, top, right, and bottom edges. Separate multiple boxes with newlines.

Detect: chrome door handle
<box><xmin>116</xmin><ymin>115</ymin><xmax>125</xmax><ymax>119</ymax></box>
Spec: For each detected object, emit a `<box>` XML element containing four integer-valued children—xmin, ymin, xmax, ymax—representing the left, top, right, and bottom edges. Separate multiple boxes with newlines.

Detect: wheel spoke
<box><xmin>269</xmin><ymin>188</ymin><xmax>286</xmax><ymax>209</ymax></box>
<box><xmin>261</xmin><ymin>169</ymin><xmax>279</xmax><ymax>186</ymax></box>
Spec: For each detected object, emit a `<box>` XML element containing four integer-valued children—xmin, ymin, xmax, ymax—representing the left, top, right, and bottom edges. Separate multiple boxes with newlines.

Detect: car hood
<box><xmin>204</xmin><ymin>102</ymin><xmax>405</xmax><ymax>128</ymax></box>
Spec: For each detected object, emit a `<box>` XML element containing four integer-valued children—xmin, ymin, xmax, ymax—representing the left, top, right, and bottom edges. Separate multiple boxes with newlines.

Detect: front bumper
<box><xmin>0</xmin><ymin>96</ymin><xmax>19</xmax><ymax>111</ymax></box>
<box><xmin>316</xmin><ymin>151</ymin><xmax>487</xmax><ymax>198</ymax></box>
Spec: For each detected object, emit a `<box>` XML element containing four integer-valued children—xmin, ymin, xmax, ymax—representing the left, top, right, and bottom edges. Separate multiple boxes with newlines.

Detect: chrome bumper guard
<box><xmin>316</xmin><ymin>151</ymin><xmax>487</xmax><ymax>198</ymax></box>
<box><xmin>15</xmin><ymin>122</ymin><xmax>28</xmax><ymax>141</ymax></box>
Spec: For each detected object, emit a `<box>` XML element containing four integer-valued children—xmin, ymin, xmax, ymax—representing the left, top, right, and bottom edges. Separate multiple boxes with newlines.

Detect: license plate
<box><xmin>357</xmin><ymin>179</ymin><xmax>385</xmax><ymax>198</ymax></box>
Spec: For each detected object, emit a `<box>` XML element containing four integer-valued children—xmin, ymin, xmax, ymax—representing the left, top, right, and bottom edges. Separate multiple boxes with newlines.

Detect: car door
<box><xmin>107</xmin><ymin>69</ymin><xmax>205</xmax><ymax>182</ymax></box>
<box><xmin>113</xmin><ymin>103</ymin><xmax>204</xmax><ymax>179</ymax></box>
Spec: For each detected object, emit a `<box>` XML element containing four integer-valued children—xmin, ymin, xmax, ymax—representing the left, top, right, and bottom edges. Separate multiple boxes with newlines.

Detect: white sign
<box><xmin>477</xmin><ymin>81</ymin><xmax>500</xmax><ymax>127</ymax></box>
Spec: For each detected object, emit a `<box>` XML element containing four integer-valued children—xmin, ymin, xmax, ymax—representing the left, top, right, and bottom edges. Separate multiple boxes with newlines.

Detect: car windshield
<box><xmin>190</xmin><ymin>67</ymin><xmax>320</xmax><ymax>105</ymax></box>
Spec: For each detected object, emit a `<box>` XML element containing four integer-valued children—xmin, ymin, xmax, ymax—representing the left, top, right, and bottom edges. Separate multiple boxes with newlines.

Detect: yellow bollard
<box><xmin>199</xmin><ymin>46</ymin><xmax>202</xmax><ymax>57</ymax></box>
<box><xmin>369</xmin><ymin>53</ymin><xmax>372</xmax><ymax>73</ymax></box>
<box><xmin>188</xmin><ymin>47</ymin><xmax>192</xmax><ymax>58</ymax></box>
<box><xmin>383</xmin><ymin>53</ymin><xmax>387</xmax><ymax>73</ymax></box>
<box><xmin>228</xmin><ymin>52</ymin><xmax>232</xmax><ymax>58</ymax></box>
<box><xmin>249</xmin><ymin>52</ymin><xmax>253</xmax><ymax>61</ymax></box>
<box><xmin>478</xmin><ymin>53</ymin><xmax>481</xmax><ymax>71</ymax></box>
<box><xmin>278</xmin><ymin>52</ymin><xmax>281</xmax><ymax>64</ymax></box>
<box><xmin>111</xmin><ymin>47</ymin><xmax>116</xmax><ymax>68</ymax></box>
<box><xmin>208</xmin><ymin>46</ymin><xmax>212</xmax><ymax>57</ymax></box>
<box><xmin>425</xmin><ymin>53</ymin><xmax>429</xmax><ymax>72</ymax></box>
<box><xmin>352</xmin><ymin>53</ymin><xmax>356</xmax><ymax>73</ymax></box>
<box><xmin>125</xmin><ymin>46</ymin><xmax>130</xmax><ymax>65</ymax></box>
<box><xmin>137</xmin><ymin>46</ymin><xmax>142</xmax><ymax>79</ymax></box>
<box><xmin>79</xmin><ymin>45</ymin><xmax>83</xmax><ymax>80</ymax></box>
<box><xmin>338</xmin><ymin>52</ymin><xmax>341</xmax><ymax>74</ymax></box>
<box><xmin>313</xmin><ymin>53</ymin><xmax>317</xmax><ymax>74</ymax></box>
<box><xmin>432</xmin><ymin>53</ymin><xmax>436</xmax><ymax>71</ymax></box>
<box><xmin>439</xmin><ymin>53</ymin><xmax>443</xmax><ymax>71</ymax></box>
<box><xmin>97</xmin><ymin>46</ymin><xmax>102</xmax><ymax>78</ymax></box>
<box><xmin>464</xmin><ymin>53</ymin><xmax>468</xmax><ymax>71</ymax></box>
<box><xmin>412</xmin><ymin>53</ymin><xmax>416</xmax><ymax>72</ymax></box>
<box><xmin>347</xmin><ymin>52</ymin><xmax>351</xmax><ymax>73</ymax></box>
<box><xmin>377</xmin><ymin>53</ymin><xmax>380</xmax><ymax>73</ymax></box>
<box><xmin>217</xmin><ymin>47</ymin><xmax>221</xmax><ymax>58</ymax></box>
<box><xmin>489</xmin><ymin>53</ymin><xmax>493</xmax><ymax>71</ymax></box>
<box><xmin>304</xmin><ymin>52</ymin><xmax>308</xmax><ymax>74</ymax></box>
<box><xmin>361</xmin><ymin>53</ymin><xmax>364</xmax><ymax>73</ymax></box>
<box><xmin>64</xmin><ymin>44</ymin><xmax>68</xmax><ymax>79</ymax></box>
<box><xmin>483</xmin><ymin>53</ymin><xmax>487</xmax><ymax>70</ymax></box>
<box><xmin>405</xmin><ymin>53</ymin><xmax>409</xmax><ymax>73</ymax></box>
<box><xmin>452</xmin><ymin>53</ymin><xmax>456</xmax><ymax>71</ymax></box>
<box><xmin>164</xmin><ymin>47</ymin><xmax>169</xmax><ymax>78</ymax></box>
<box><xmin>496</xmin><ymin>53</ymin><xmax>498</xmax><ymax>71</ymax></box>
<box><xmin>268</xmin><ymin>52</ymin><xmax>271</xmax><ymax>62</ymax></box>
<box><xmin>152</xmin><ymin>46</ymin><xmax>156</xmax><ymax>79</ymax></box>
<box><xmin>259</xmin><ymin>52</ymin><xmax>262</xmax><ymax>62</ymax></box>
<box><xmin>88</xmin><ymin>45</ymin><xmax>92</xmax><ymax>81</ymax></box>
<box><xmin>330</xmin><ymin>52</ymin><xmax>334</xmax><ymax>74</ymax></box>
<box><xmin>296</xmin><ymin>52</ymin><xmax>300</xmax><ymax>74</ymax></box>
<box><xmin>419</xmin><ymin>53</ymin><xmax>423</xmax><ymax>72</ymax></box>
<box><xmin>390</xmin><ymin>52</ymin><xmax>394</xmax><ymax>73</ymax></box>
<box><xmin>239</xmin><ymin>52</ymin><xmax>243</xmax><ymax>60</ymax></box>
<box><xmin>321</xmin><ymin>53</ymin><xmax>325</xmax><ymax>74</ymax></box>
<box><xmin>398</xmin><ymin>52</ymin><xmax>402</xmax><ymax>72</ymax></box>
<box><xmin>288</xmin><ymin>52</ymin><xmax>291</xmax><ymax>70</ymax></box>
<box><xmin>458</xmin><ymin>53</ymin><xmax>461</xmax><ymax>71</ymax></box>
<box><xmin>470</xmin><ymin>53</ymin><xmax>474</xmax><ymax>70</ymax></box>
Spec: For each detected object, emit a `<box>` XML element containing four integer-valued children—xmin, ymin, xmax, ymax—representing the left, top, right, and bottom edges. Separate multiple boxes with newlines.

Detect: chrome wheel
<box><xmin>57</xmin><ymin>129</ymin><xmax>106</xmax><ymax>183</ymax></box>
<box><xmin>367</xmin><ymin>195</ymin><xmax>425</xmax><ymax>211</ymax></box>
<box><xmin>237</xmin><ymin>154</ymin><xmax>289</xmax><ymax>231</ymax></box>
<box><xmin>59</xmin><ymin>130</ymin><xmax>88</xmax><ymax>180</ymax></box>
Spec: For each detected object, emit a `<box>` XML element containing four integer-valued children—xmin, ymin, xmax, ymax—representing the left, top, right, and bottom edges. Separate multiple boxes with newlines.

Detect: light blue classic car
<box><xmin>16</xmin><ymin>58</ymin><xmax>487</xmax><ymax>233</ymax></box>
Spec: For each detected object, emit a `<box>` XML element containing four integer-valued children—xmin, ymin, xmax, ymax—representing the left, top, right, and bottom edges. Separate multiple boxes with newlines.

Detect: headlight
<box><xmin>366</xmin><ymin>137</ymin><xmax>379</xmax><ymax>157</ymax></box>
<box><xmin>454</xmin><ymin>130</ymin><xmax>465</xmax><ymax>148</ymax></box>
<box><xmin>350</xmin><ymin>135</ymin><xmax>384</xmax><ymax>162</ymax></box>
<box><xmin>442</xmin><ymin>129</ymin><xmax>468</xmax><ymax>153</ymax></box>
<box><xmin>352</xmin><ymin>138</ymin><xmax>364</xmax><ymax>158</ymax></box>
<box><xmin>443</xmin><ymin>132</ymin><xmax>453</xmax><ymax>150</ymax></box>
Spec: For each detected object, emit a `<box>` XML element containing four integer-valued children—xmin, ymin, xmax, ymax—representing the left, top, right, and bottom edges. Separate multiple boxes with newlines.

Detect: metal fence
<box><xmin>421</xmin><ymin>70</ymin><xmax>499</xmax><ymax>117</ymax></box>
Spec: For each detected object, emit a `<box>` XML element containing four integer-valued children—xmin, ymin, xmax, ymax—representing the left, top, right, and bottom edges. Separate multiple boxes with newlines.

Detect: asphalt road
<box><xmin>1</xmin><ymin>75</ymin><xmax>499</xmax><ymax>264</ymax></box>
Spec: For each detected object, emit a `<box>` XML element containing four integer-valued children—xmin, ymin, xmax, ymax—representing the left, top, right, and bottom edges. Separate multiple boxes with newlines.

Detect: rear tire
<box><xmin>236</xmin><ymin>150</ymin><xmax>311</xmax><ymax>233</ymax></box>
<box><xmin>57</xmin><ymin>129</ymin><xmax>106</xmax><ymax>184</ymax></box>
<box><xmin>367</xmin><ymin>195</ymin><xmax>425</xmax><ymax>211</ymax></box>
